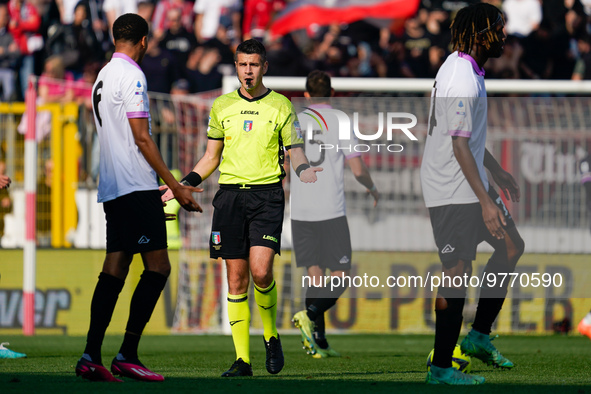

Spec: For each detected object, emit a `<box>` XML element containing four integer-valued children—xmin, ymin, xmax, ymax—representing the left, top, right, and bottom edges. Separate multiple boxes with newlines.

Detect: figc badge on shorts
<box><xmin>212</xmin><ymin>231</ymin><xmax>221</xmax><ymax>245</ymax></box>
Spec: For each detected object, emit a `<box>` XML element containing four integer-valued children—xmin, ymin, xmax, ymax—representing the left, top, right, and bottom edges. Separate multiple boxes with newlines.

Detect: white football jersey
<box><xmin>93</xmin><ymin>52</ymin><xmax>157</xmax><ymax>203</ymax></box>
<box><xmin>420</xmin><ymin>51</ymin><xmax>489</xmax><ymax>208</ymax></box>
<box><xmin>290</xmin><ymin>103</ymin><xmax>360</xmax><ymax>221</ymax></box>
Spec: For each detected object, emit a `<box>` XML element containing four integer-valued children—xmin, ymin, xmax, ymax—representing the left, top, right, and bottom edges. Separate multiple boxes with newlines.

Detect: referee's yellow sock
<box><xmin>254</xmin><ymin>280</ymin><xmax>278</xmax><ymax>341</ymax></box>
<box><xmin>227</xmin><ymin>293</ymin><xmax>250</xmax><ymax>364</ymax></box>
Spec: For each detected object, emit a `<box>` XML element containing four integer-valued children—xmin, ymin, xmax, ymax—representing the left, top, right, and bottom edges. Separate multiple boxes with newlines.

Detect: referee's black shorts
<box><xmin>210</xmin><ymin>183</ymin><xmax>284</xmax><ymax>259</ymax></box>
<box><xmin>103</xmin><ymin>190</ymin><xmax>167</xmax><ymax>254</ymax></box>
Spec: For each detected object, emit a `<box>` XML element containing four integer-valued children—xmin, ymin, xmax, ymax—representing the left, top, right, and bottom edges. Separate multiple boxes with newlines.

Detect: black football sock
<box><xmin>119</xmin><ymin>270</ymin><xmax>167</xmax><ymax>359</ymax></box>
<box><xmin>315</xmin><ymin>335</ymin><xmax>329</xmax><ymax>350</ymax></box>
<box><xmin>472</xmin><ymin>261</ymin><xmax>511</xmax><ymax>335</ymax></box>
<box><xmin>84</xmin><ymin>272</ymin><xmax>125</xmax><ymax>364</ymax></box>
<box><xmin>305</xmin><ymin>289</ymin><xmax>326</xmax><ymax>347</ymax></box>
<box><xmin>432</xmin><ymin>287</ymin><xmax>466</xmax><ymax>369</ymax></box>
<box><xmin>472</xmin><ymin>298</ymin><xmax>506</xmax><ymax>335</ymax></box>
<box><xmin>314</xmin><ymin>314</ymin><xmax>326</xmax><ymax>337</ymax></box>
<box><xmin>118</xmin><ymin>332</ymin><xmax>141</xmax><ymax>361</ymax></box>
<box><xmin>306</xmin><ymin>282</ymin><xmax>347</xmax><ymax>321</ymax></box>
<box><xmin>305</xmin><ymin>284</ymin><xmax>320</xmax><ymax>320</ymax></box>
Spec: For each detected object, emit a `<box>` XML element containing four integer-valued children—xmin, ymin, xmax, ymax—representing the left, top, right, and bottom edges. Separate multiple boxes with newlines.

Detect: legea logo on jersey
<box><xmin>300</xmin><ymin>107</ymin><xmax>418</xmax><ymax>153</ymax></box>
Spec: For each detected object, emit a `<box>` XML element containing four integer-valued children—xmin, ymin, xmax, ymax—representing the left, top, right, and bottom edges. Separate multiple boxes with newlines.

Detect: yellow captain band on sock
<box><xmin>254</xmin><ymin>280</ymin><xmax>276</xmax><ymax>294</ymax></box>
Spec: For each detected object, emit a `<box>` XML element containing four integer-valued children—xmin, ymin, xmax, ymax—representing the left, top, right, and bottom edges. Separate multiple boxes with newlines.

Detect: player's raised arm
<box><xmin>128</xmin><ymin>117</ymin><xmax>202</xmax><ymax>212</ymax></box>
<box><xmin>288</xmin><ymin>146</ymin><xmax>322</xmax><ymax>183</ymax></box>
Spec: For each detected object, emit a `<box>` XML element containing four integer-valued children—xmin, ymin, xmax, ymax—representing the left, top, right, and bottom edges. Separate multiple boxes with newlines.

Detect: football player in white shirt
<box><xmin>75</xmin><ymin>13</ymin><xmax>202</xmax><ymax>383</ymax></box>
<box><xmin>577</xmin><ymin>154</ymin><xmax>591</xmax><ymax>339</ymax></box>
<box><xmin>420</xmin><ymin>3</ymin><xmax>525</xmax><ymax>385</ymax></box>
<box><xmin>291</xmin><ymin>70</ymin><xmax>379</xmax><ymax>358</ymax></box>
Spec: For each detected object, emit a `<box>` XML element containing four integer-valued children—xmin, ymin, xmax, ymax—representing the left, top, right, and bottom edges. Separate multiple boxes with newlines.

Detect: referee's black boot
<box><xmin>264</xmin><ymin>335</ymin><xmax>284</xmax><ymax>374</ymax></box>
<box><xmin>221</xmin><ymin>358</ymin><xmax>253</xmax><ymax>377</ymax></box>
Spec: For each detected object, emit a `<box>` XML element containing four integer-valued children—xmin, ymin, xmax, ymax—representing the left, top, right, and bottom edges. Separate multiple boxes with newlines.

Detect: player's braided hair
<box><xmin>235</xmin><ymin>39</ymin><xmax>267</xmax><ymax>63</ymax></box>
<box><xmin>113</xmin><ymin>13</ymin><xmax>149</xmax><ymax>45</ymax></box>
<box><xmin>451</xmin><ymin>3</ymin><xmax>504</xmax><ymax>54</ymax></box>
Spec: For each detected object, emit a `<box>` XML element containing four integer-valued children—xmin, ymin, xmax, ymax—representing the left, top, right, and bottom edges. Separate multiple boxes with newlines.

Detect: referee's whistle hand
<box><xmin>299</xmin><ymin>167</ymin><xmax>323</xmax><ymax>183</ymax></box>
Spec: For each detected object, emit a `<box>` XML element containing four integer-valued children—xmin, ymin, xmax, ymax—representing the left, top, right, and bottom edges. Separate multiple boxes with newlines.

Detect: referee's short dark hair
<box><xmin>235</xmin><ymin>39</ymin><xmax>267</xmax><ymax>63</ymax></box>
<box><xmin>113</xmin><ymin>13</ymin><xmax>149</xmax><ymax>45</ymax></box>
<box><xmin>306</xmin><ymin>70</ymin><xmax>332</xmax><ymax>98</ymax></box>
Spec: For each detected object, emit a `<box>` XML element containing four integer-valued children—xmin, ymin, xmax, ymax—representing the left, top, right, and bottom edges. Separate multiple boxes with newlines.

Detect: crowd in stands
<box><xmin>1</xmin><ymin>0</ymin><xmax>591</xmax><ymax>102</ymax></box>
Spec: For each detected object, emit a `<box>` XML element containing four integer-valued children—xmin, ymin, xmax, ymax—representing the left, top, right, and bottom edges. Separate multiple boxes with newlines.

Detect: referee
<box><xmin>163</xmin><ymin>39</ymin><xmax>321</xmax><ymax>377</ymax></box>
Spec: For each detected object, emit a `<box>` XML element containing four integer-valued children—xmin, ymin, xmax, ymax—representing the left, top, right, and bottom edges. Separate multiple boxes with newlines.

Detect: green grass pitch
<box><xmin>1</xmin><ymin>334</ymin><xmax>590</xmax><ymax>393</ymax></box>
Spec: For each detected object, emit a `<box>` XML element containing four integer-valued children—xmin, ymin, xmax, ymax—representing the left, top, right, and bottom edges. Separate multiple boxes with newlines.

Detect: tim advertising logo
<box><xmin>300</xmin><ymin>107</ymin><xmax>418</xmax><ymax>153</ymax></box>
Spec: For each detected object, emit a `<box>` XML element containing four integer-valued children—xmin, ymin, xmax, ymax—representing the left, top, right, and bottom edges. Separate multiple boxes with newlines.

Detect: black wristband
<box><xmin>180</xmin><ymin>171</ymin><xmax>202</xmax><ymax>187</ymax></box>
<box><xmin>295</xmin><ymin>163</ymin><xmax>310</xmax><ymax>178</ymax></box>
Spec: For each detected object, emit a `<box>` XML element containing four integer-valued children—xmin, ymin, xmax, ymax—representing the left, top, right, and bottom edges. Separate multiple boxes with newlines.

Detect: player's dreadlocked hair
<box><xmin>113</xmin><ymin>13</ymin><xmax>149</xmax><ymax>45</ymax></box>
<box><xmin>451</xmin><ymin>3</ymin><xmax>505</xmax><ymax>54</ymax></box>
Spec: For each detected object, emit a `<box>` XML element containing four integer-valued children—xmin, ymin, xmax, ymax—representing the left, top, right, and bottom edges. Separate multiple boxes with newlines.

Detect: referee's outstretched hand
<box><xmin>299</xmin><ymin>167</ymin><xmax>323</xmax><ymax>183</ymax></box>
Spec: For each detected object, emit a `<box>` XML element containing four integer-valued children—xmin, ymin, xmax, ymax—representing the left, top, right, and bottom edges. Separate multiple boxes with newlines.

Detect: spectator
<box><xmin>424</xmin><ymin>8</ymin><xmax>451</xmax><ymax>50</ymax></box>
<box><xmin>140</xmin><ymin>34</ymin><xmax>179</xmax><ymax>94</ymax></box>
<box><xmin>243</xmin><ymin>0</ymin><xmax>285</xmax><ymax>41</ymax></box>
<box><xmin>159</xmin><ymin>8</ymin><xmax>198</xmax><ymax>70</ymax></box>
<box><xmin>55</xmin><ymin>0</ymin><xmax>80</xmax><ymax>24</ymax></box>
<box><xmin>73</xmin><ymin>61</ymin><xmax>101</xmax><ymax>183</ymax></box>
<box><xmin>519</xmin><ymin>21</ymin><xmax>554</xmax><ymax>79</ymax></box>
<box><xmin>266</xmin><ymin>35</ymin><xmax>306</xmax><ymax>76</ymax></box>
<box><xmin>503</xmin><ymin>0</ymin><xmax>542</xmax><ymax>38</ymax></box>
<box><xmin>103</xmin><ymin>0</ymin><xmax>138</xmax><ymax>34</ymax></box>
<box><xmin>322</xmin><ymin>44</ymin><xmax>348</xmax><ymax>77</ymax></box>
<box><xmin>46</xmin><ymin>1</ymin><xmax>102</xmax><ymax>77</ymax></box>
<box><xmin>0</xmin><ymin>160</ymin><xmax>12</xmax><ymax>248</ymax></box>
<box><xmin>402</xmin><ymin>17</ymin><xmax>433</xmax><ymax>78</ymax></box>
<box><xmin>152</xmin><ymin>0</ymin><xmax>194</xmax><ymax>40</ymax></box>
<box><xmin>384</xmin><ymin>38</ymin><xmax>415</xmax><ymax>78</ymax></box>
<box><xmin>18</xmin><ymin>55</ymin><xmax>74</xmax><ymax>148</ymax></box>
<box><xmin>347</xmin><ymin>41</ymin><xmax>387</xmax><ymax>78</ymax></box>
<box><xmin>572</xmin><ymin>35</ymin><xmax>591</xmax><ymax>79</ymax></box>
<box><xmin>486</xmin><ymin>35</ymin><xmax>524</xmax><ymax>79</ymax></box>
<box><xmin>36</xmin><ymin>159</ymin><xmax>52</xmax><ymax>247</ymax></box>
<box><xmin>193</xmin><ymin>0</ymin><xmax>241</xmax><ymax>45</ymax></box>
<box><xmin>8</xmin><ymin>0</ymin><xmax>42</xmax><ymax>99</ymax></box>
<box><xmin>38</xmin><ymin>54</ymin><xmax>75</xmax><ymax>104</ymax></box>
<box><xmin>0</xmin><ymin>4</ymin><xmax>20</xmax><ymax>101</ymax></box>
<box><xmin>183</xmin><ymin>46</ymin><xmax>223</xmax><ymax>92</ymax></box>
<box><xmin>137</xmin><ymin>1</ymin><xmax>155</xmax><ymax>25</ymax></box>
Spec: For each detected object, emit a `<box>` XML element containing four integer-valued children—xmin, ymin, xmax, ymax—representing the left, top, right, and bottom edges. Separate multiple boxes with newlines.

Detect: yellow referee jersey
<box><xmin>207</xmin><ymin>89</ymin><xmax>303</xmax><ymax>185</ymax></box>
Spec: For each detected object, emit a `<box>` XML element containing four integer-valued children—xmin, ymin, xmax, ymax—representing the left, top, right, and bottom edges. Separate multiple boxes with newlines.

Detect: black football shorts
<box><xmin>210</xmin><ymin>184</ymin><xmax>284</xmax><ymax>259</ymax></box>
<box><xmin>292</xmin><ymin>216</ymin><xmax>352</xmax><ymax>271</ymax></box>
<box><xmin>103</xmin><ymin>190</ymin><xmax>167</xmax><ymax>254</ymax></box>
<box><xmin>428</xmin><ymin>186</ymin><xmax>515</xmax><ymax>267</ymax></box>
